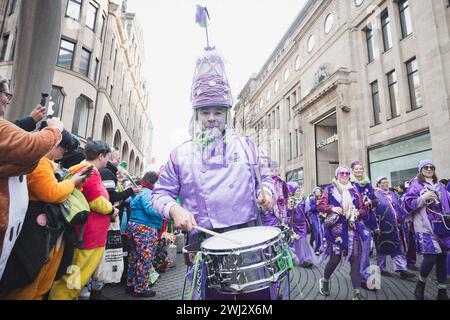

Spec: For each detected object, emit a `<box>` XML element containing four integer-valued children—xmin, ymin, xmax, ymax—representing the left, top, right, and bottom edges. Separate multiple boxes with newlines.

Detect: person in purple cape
<box><xmin>308</xmin><ymin>187</ymin><xmax>325</xmax><ymax>255</ymax></box>
<box><xmin>350</xmin><ymin>161</ymin><xmax>379</xmax><ymax>291</ymax></box>
<box><xmin>286</xmin><ymin>182</ymin><xmax>316</xmax><ymax>268</ymax></box>
<box><xmin>403</xmin><ymin>160</ymin><xmax>450</xmax><ymax>300</ymax></box>
<box><xmin>318</xmin><ymin>165</ymin><xmax>367</xmax><ymax>300</ymax></box>
<box><xmin>373</xmin><ymin>176</ymin><xmax>415</xmax><ymax>280</ymax></box>
<box><xmin>152</xmin><ymin>46</ymin><xmax>277</xmax><ymax>299</ymax></box>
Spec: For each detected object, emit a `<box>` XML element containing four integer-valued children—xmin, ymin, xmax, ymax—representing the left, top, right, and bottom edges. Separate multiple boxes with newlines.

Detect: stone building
<box><xmin>235</xmin><ymin>0</ymin><xmax>450</xmax><ymax>191</ymax></box>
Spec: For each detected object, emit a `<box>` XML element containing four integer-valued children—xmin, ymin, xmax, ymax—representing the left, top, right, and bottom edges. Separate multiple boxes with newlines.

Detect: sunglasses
<box><xmin>423</xmin><ymin>165</ymin><xmax>435</xmax><ymax>171</ymax></box>
<box><xmin>0</xmin><ymin>91</ymin><xmax>13</xmax><ymax>102</ymax></box>
<box><xmin>338</xmin><ymin>172</ymin><xmax>351</xmax><ymax>176</ymax></box>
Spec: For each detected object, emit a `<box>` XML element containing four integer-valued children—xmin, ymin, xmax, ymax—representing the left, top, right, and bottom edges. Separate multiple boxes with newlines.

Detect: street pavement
<box><xmin>103</xmin><ymin>250</ymin><xmax>448</xmax><ymax>300</ymax></box>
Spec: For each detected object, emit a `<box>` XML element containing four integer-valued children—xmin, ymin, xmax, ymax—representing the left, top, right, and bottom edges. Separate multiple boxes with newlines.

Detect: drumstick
<box><xmin>254</xmin><ymin>165</ymin><xmax>267</xmax><ymax>198</ymax></box>
<box><xmin>193</xmin><ymin>226</ymin><xmax>242</xmax><ymax>245</ymax></box>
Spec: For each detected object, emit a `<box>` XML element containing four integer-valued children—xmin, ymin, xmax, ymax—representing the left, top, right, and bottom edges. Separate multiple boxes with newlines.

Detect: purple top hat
<box><xmin>191</xmin><ymin>51</ymin><xmax>233</xmax><ymax>109</ymax></box>
<box><xmin>287</xmin><ymin>182</ymin><xmax>299</xmax><ymax>195</ymax></box>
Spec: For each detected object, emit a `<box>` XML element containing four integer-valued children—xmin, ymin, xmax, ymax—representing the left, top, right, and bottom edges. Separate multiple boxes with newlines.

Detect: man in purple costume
<box><xmin>373</xmin><ymin>176</ymin><xmax>415</xmax><ymax>280</ymax></box>
<box><xmin>153</xmin><ymin>49</ymin><xmax>276</xmax><ymax>300</ymax></box>
<box><xmin>403</xmin><ymin>160</ymin><xmax>450</xmax><ymax>300</ymax></box>
<box><xmin>308</xmin><ymin>187</ymin><xmax>325</xmax><ymax>255</ymax></box>
<box><xmin>286</xmin><ymin>182</ymin><xmax>315</xmax><ymax>268</ymax></box>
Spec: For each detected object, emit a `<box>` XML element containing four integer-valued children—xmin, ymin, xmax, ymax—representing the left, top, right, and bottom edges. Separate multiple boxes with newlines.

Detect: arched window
<box><xmin>122</xmin><ymin>142</ymin><xmax>129</xmax><ymax>166</ymax></box>
<box><xmin>101</xmin><ymin>114</ymin><xmax>113</xmax><ymax>145</ymax></box>
<box><xmin>114</xmin><ymin>130</ymin><xmax>122</xmax><ymax>153</ymax></box>
<box><xmin>129</xmin><ymin>150</ymin><xmax>135</xmax><ymax>174</ymax></box>
<box><xmin>72</xmin><ymin>96</ymin><xmax>90</xmax><ymax>137</ymax></box>
<box><xmin>50</xmin><ymin>86</ymin><xmax>65</xmax><ymax>118</ymax></box>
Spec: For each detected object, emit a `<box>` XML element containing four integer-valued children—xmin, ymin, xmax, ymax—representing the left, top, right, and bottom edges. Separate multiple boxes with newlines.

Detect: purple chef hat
<box><xmin>287</xmin><ymin>182</ymin><xmax>299</xmax><ymax>195</ymax></box>
<box><xmin>191</xmin><ymin>51</ymin><xmax>233</xmax><ymax>109</ymax></box>
<box><xmin>418</xmin><ymin>159</ymin><xmax>435</xmax><ymax>172</ymax></box>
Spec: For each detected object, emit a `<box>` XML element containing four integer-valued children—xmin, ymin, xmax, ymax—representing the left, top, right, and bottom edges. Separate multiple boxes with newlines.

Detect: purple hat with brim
<box><xmin>191</xmin><ymin>51</ymin><xmax>233</xmax><ymax>109</ymax></box>
<box><xmin>287</xmin><ymin>182</ymin><xmax>299</xmax><ymax>195</ymax></box>
<box><xmin>418</xmin><ymin>159</ymin><xmax>435</xmax><ymax>172</ymax></box>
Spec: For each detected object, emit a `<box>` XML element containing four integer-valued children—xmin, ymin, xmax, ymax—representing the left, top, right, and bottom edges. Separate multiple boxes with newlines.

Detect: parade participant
<box><xmin>0</xmin><ymin>130</ymin><xmax>89</xmax><ymax>299</ymax></box>
<box><xmin>287</xmin><ymin>182</ymin><xmax>315</xmax><ymax>268</ymax></box>
<box><xmin>0</xmin><ymin>76</ymin><xmax>63</xmax><ymax>281</ymax></box>
<box><xmin>350</xmin><ymin>161</ymin><xmax>378</xmax><ymax>291</ymax></box>
<box><xmin>49</xmin><ymin>140</ymin><xmax>118</xmax><ymax>300</ymax></box>
<box><xmin>373</xmin><ymin>177</ymin><xmax>415</xmax><ymax>280</ymax></box>
<box><xmin>126</xmin><ymin>171</ymin><xmax>162</xmax><ymax>298</ymax></box>
<box><xmin>153</xmin><ymin>7</ymin><xmax>275</xmax><ymax>300</ymax></box>
<box><xmin>403</xmin><ymin>160</ymin><xmax>450</xmax><ymax>300</ymax></box>
<box><xmin>318</xmin><ymin>165</ymin><xmax>367</xmax><ymax>300</ymax></box>
<box><xmin>308</xmin><ymin>187</ymin><xmax>324</xmax><ymax>255</ymax></box>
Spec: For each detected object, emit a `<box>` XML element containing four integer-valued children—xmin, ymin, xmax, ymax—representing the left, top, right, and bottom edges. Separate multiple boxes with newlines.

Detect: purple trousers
<box><xmin>377</xmin><ymin>254</ymin><xmax>407</xmax><ymax>272</ymax></box>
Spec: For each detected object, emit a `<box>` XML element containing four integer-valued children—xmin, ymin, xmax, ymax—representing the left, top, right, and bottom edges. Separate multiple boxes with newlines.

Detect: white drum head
<box><xmin>201</xmin><ymin>226</ymin><xmax>281</xmax><ymax>250</ymax></box>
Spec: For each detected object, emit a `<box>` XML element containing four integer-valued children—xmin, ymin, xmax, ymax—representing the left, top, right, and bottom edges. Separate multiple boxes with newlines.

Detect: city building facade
<box><xmin>234</xmin><ymin>0</ymin><xmax>450</xmax><ymax>192</ymax></box>
<box><xmin>0</xmin><ymin>0</ymin><xmax>151</xmax><ymax>176</ymax></box>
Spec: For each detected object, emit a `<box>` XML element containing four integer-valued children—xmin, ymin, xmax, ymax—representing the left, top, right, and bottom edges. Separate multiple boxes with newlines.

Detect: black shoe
<box><xmin>125</xmin><ymin>286</ymin><xmax>134</xmax><ymax>294</ymax></box>
<box><xmin>407</xmin><ymin>265</ymin><xmax>419</xmax><ymax>271</ymax></box>
<box><xmin>361</xmin><ymin>281</ymin><xmax>377</xmax><ymax>292</ymax></box>
<box><xmin>381</xmin><ymin>271</ymin><xmax>392</xmax><ymax>277</ymax></box>
<box><xmin>399</xmin><ymin>270</ymin><xmax>416</xmax><ymax>280</ymax></box>
<box><xmin>414</xmin><ymin>280</ymin><xmax>426</xmax><ymax>300</ymax></box>
<box><xmin>132</xmin><ymin>290</ymin><xmax>156</xmax><ymax>298</ymax></box>
<box><xmin>89</xmin><ymin>289</ymin><xmax>110</xmax><ymax>300</ymax></box>
<box><xmin>437</xmin><ymin>289</ymin><xmax>450</xmax><ymax>300</ymax></box>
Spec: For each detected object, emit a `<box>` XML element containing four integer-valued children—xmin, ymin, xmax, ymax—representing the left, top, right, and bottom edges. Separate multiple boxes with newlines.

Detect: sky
<box><xmin>126</xmin><ymin>0</ymin><xmax>308</xmax><ymax>169</ymax></box>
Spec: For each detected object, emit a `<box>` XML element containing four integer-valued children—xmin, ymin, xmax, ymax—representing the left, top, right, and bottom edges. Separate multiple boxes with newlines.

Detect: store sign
<box><xmin>317</xmin><ymin>133</ymin><xmax>338</xmax><ymax>149</ymax></box>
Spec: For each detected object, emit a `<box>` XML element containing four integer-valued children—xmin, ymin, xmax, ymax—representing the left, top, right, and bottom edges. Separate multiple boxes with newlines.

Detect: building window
<box><xmin>406</xmin><ymin>57</ymin><xmax>422</xmax><ymax>110</ymax></box>
<box><xmin>365</xmin><ymin>25</ymin><xmax>374</xmax><ymax>63</ymax></box>
<box><xmin>276</xmin><ymin>106</ymin><xmax>280</xmax><ymax>129</ymax></box>
<box><xmin>93</xmin><ymin>58</ymin><xmax>100</xmax><ymax>83</ymax></box>
<box><xmin>86</xmin><ymin>2</ymin><xmax>98</xmax><ymax>31</ymax></box>
<box><xmin>274</xmin><ymin>80</ymin><xmax>279</xmax><ymax>93</ymax></box>
<box><xmin>50</xmin><ymin>86</ymin><xmax>65</xmax><ymax>118</ymax></box>
<box><xmin>289</xmin><ymin>132</ymin><xmax>292</xmax><ymax>161</ymax></box>
<box><xmin>266</xmin><ymin>89</ymin><xmax>271</xmax><ymax>102</ymax></box>
<box><xmin>110</xmin><ymin>84</ymin><xmax>113</xmax><ymax>97</ymax></box>
<box><xmin>371</xmin><ymin>81</ymin><xmax>381</xmax><ymax>125</ymax></box>
<box><xmin>57</xmin><ymin>38</ymin><xmax>76</xmax><ymax>70</ymax></box>
<box><xmin>369</xmin><ymin>133</ymin><xmax>432</xmax><ymax>187</ymax></box>
<box><xmin>307</xmin><ymin>35</ymin><xmax>315</xmax><ymax>53</ymax></box>
<box><xmin>324</xmin><ymin>13</ymin><xmax>334</xmax><ymax>34</ymax></box>
<box><xmin>80</xmin><ymin>47</ymin><xmax>91</xmax><ymax>77</ymax></box>
<box><xmin>113</xmin><ymin>48</ymin><xmax>118</xmax><ymax>70</ymax></box>
<box><xmin>9</xmin><ymin>0</ymin><xmax>17</xmax><ymax>15</ymax></box>
<box><xmin>72</xmin><ymin>96</ymin><xmax>90</xmax><ymax>137</ymax></box>
<box><xmin>284</xmin><ymin>68</ymin><xmax>290</xmax><ymax>83</ymax></box>
<box><xmin>354</xmin><ymin>0</ymin><xmax>364</xmax><ymax>7</ymax></box>
<box><xmin>66</xmin><ymin>0</ymin><xmax>82</xmax><ymax>21</ymax></box>
<box><xmin>381</xmin><ymin>11</ymin><xmax>393</xmax><ymax>52</ymax></box>
<box><xmin>387</xmin><ymin>70</ymin><xmax>399</xmax><ymax>119</ymax></box>
<box><xmin>399</xmin><ymin>0</ymin><xmax>413</xmax><ymax>39</ymax></box>
<box><xmin>295</xmin><ymin>129</ymin><xmax>299</xmax><ymax>158</ymax></box>
<box><xmin>295</xmin><ymin>55</ymin><xmax>301</xmax><ymax>71</ymax></box>
<box><xmin>1</xmin><ymin>33</ymin><xmax>9</xmax><ymax>62</ymax></box>
<box><xmin>100</xmin><ymin>14</ymin><xmax>106</xmax><ymax>42</ymax></box>
<box><xmin>286</xmin><ymin>97</ymin><xmax>291</xmax><ymax>121</ymax></box>
<box><xmin>110</xmin><ymin>38</ymin><xmax>115</xmax><ymax>60</ymax></box>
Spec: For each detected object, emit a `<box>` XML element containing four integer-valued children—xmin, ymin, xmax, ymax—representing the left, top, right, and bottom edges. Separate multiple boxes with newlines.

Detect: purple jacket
<box><xmin>153</xmin><ymin>132</ymin><xmax>275</xmax><ymax>231</ymax></box>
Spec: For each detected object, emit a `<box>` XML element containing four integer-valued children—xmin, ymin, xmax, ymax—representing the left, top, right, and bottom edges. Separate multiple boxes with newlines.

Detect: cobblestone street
<box><xmin>103</xmin><ymin>251</ymin><xmax>447</xmax><ymax>300</ymax></box>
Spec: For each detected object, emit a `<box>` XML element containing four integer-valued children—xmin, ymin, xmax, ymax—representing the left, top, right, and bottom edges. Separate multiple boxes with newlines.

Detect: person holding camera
<box><xmin>403</xmin><ymin>160</ymin><xmax>450</xmax><ymax>300</ymax></box>
<box><xmin>317</xmin><ymin>165</ymin><xmax>367</xmax><ymax>300</ymax></box>
<box><xmin>49</xmin><ymin>140</ymin><xmax>119</xmax><ymax>300</ymax></box>
<box><xmin>0</xmin><ymin>76</ymin><xmax>64</xmax><ymax>282</ymax></box>
<box><xmin>0</xmin><ymin>130</ymin><xmax>91</xmax><ymax>299</ymax></box>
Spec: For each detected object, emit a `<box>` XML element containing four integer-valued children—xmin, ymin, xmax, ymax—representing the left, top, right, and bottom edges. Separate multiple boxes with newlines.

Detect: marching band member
<box><xmin>286</xmin><ymin>182</ymin><xmax>315</xmax><ymax>268</ymax></box>
<box><xmin>403</xmin><ymin>160</ymin><xmax>450</xmax><ymax>300</ymax></box>
<box><xmin>373</xmin><ymin>177</ymin><xmax>415</xmax><ymax>280</ymax></box>
<box><xmin>308</xmin><ymin>187</ymin><xmax>325</xmax><ymax>255</ymax></box>
<box><xmin>152</xmin><ymin>14</ymin><xmax>276</xmax><ymax>298</ymax></box>
<box><xmin>318</xmin><ymin>165</ymin><xmax>367</xmax><ymax>300</ymax></box>
<box><xmin>350</xmin><ymin>161</ymin><xmax>378</xmax><ymax>291</ymax></box>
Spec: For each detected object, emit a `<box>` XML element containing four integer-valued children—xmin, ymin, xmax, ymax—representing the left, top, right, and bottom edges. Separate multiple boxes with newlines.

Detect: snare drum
<box><xmin>201</xmin><ymin>226</ymin><xmax>290</xmax><ymax>294</ymax></box>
